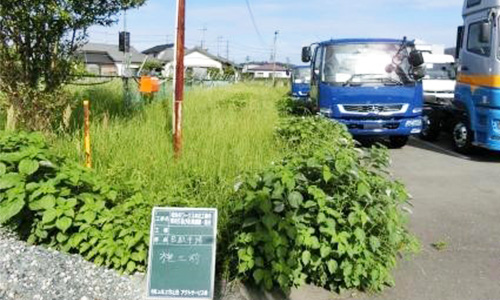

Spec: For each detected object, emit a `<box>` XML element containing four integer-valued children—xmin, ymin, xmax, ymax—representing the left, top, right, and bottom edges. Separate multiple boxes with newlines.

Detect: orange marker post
<box><xmin>83</xmin><ymin>100</ymin><xmax>92</xmax><ymax>168</ymax></box>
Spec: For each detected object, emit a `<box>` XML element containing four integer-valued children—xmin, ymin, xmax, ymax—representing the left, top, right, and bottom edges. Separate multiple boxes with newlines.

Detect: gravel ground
<box><xmin>0</xmin><ymin>226</ymin><xmax>147</xmax><ymax>300</ymax></box>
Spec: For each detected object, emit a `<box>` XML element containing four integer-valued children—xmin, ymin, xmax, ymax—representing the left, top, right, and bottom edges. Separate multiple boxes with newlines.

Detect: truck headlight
<box><xmin>412</xmin><ymin>107</ymin><xmax>423</xmax><ymax>114</ymax></box>
<box><xmin>493</xmin><ymin>120</ymin><xmax>500</xmax><ymax>131</ymax></box>
<box><xmin>320</xmin><ymin>108</ymin><xmax>333</xmax><ymax>117</ymax></box>
<box><xmin>405</xmin><ymin>119</ymin><xmax>422</xmax><ymax>127</ymax></box>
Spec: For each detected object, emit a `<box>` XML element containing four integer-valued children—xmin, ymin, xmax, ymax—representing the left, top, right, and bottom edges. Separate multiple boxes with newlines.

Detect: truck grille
<box><xmin>339</xmin><ymin>104</ymin><xmax>408</xmax><ymax>115</ymax></box>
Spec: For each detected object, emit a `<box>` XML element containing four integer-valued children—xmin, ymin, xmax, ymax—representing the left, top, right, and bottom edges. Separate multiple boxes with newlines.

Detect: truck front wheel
<box><xmin>420</xmin><ymin>112</ymin><xmax>441</xmax><ymax>141</ymax></box>
<box><xmin>452</xmin><ymin>121</ymin><xmax>473</xmax><ymax>154</ymax></box>
<box><xmin>389</xmin><ymin>136</ymin><xmax>409</xmax><ymax>149</ymax></box>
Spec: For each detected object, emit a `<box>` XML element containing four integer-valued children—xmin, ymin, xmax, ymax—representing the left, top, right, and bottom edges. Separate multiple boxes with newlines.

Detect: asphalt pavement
<box><xmin>364</xmin><ymin>136</ymin><xmax>500</xmax><ymax>300</ymax></box>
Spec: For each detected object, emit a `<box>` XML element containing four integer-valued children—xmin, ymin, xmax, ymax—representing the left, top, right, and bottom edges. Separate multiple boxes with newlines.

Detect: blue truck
<box><xmin>421</xmin><ymin>0</ymin><xmax>500</xmax><ymax>153</ymax></box>
<box><xmin>290</xmin><ymin>66</ymin><xmax>311</xmax><ymax>99</ymax></box>
<box><xmin>301</xmin><ymin>38</ymin><xmax>426</xmax><ymax>148</ymax></box>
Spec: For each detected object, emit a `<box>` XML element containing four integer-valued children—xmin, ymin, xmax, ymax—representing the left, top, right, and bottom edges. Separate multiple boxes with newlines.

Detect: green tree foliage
<box><xmin>0</xmin><ymin>0</ymin><xmax>146</xmax><ymax>130</ymax></box>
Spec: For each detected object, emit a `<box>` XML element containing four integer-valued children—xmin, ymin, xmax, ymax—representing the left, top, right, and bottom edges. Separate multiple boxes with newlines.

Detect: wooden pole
<box><xmin>83</xmin><ymin>100</ymin><xmax>92</xmax><ymax>168</ymax></box>
<box><xmin>173</xmin><ymin>0</ymin><xmax>186</xmax><ymax>158</ymax></box>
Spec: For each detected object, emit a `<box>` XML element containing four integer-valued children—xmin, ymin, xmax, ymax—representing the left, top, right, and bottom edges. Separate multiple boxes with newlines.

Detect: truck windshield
<box><xmin>322</xmin><ymin>43</ymin><xmax>411</xmax><ymax>85</ymax></box>
<box><xmin>425</xmin><ymin>63</ymin><xmax>456</xmax><ymax>80</ymax></box>
<box><xmin>293</xmin><ymin>68</ymin><xmax>311</xmax><ymax>84</ymax></box>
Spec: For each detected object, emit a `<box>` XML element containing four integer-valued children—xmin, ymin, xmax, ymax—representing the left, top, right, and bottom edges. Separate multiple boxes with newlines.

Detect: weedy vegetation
<box><xmin>0</xmin><ymin>84</ymin><xmax>418</xmax><ymax>294</ymax></box>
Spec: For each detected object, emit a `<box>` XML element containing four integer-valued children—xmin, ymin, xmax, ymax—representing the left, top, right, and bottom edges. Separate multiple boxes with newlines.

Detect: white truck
<box><xmin>422</xmin><ymin>53</ymin><xmax>456</xmax><ymax>105</ymax></box>
<box><xmin>419</xmin><ymin>53</ymin><xmax>457</xmax><ymax>141</ymax></box>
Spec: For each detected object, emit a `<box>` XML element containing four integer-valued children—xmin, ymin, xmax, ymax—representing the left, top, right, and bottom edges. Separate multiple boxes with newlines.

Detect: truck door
<box><xmin>458</xmin><ymin>10</ymin><xmax>494</xmax><ymax>131</ymax></box>
<box><xmin>310</xmin><ymin>46</ymin><xmax>323</xmax><ymax>108</ymax></box>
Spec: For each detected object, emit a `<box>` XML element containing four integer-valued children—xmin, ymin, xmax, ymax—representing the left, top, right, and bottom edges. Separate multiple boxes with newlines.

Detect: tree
<box><xmin>0</xmin><ymin>0</ymin><xmax>146</xmax><ymax>131</ymax></box>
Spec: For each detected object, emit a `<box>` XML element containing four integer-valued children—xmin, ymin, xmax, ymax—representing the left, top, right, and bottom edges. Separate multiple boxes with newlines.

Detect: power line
<box><xmin>244</xmin><ymin>0</ymin><xmax>268</xmax><ymax>47</ymax></box>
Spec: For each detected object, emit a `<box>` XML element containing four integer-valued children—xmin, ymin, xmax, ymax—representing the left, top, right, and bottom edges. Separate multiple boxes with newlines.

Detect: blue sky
<box><xmin>88</xmin><ymin>0</ymin><xmax>463</xmax><ymax>64</ymax></box>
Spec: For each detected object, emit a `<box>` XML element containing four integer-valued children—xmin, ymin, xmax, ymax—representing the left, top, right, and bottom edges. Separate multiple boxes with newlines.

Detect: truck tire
<box><xmin>420</xmin><ymin>112</ymin><xmax>441</xmax><ymax>141</ymax></box>
<box><xmin>452</xmin><ymin>121</ymin><xmax>474</xmax><ymax>154</ymax></box>
<box><xmin>389</xmin><ymin>136</ymin><xmax>409</xmax><ymax>149</ymax></box>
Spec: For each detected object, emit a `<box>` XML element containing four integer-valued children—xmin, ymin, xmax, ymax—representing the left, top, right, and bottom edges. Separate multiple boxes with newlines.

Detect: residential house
<box><xmin>142</xmin><ymin>44</ymin><xmax>239</xmax><ymax>78</ymax></box>
<box><xmin>79</xmin><ymin>43</ymin><xmax>147</xmax><ymax>76</ymax></box>
<box><xmin>243</xmin><ymin>63</ymin><xmax>290</xmax><ymax>79</ymax></box>
<box><xmin>142</xmin><ymin>43</ymin><xmax>175</xmax><ymax>62</ymax></box>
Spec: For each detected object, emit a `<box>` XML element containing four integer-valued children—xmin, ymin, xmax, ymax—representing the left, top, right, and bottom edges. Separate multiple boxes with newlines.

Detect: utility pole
<box><xmin>272</xmin><ymin>30</ymin><xmax>279</xmax><ymax>86</ymax></box>
<box><xmin>121</xmin><ymin>9</ymin><xmax>132</xmax><ymax>107</ymax></box>
<box><xmin>199</xmin><ymin>25</ymin><xmax>207</xmax><ymax>49</ymax></box>
<box><xmin>226</xmin><ymin>40</ymin><xmax>229</xmax><ymax>60</ymax></box>
<box><xmin>217</xmin><ymin>36</ymin><xmax>223</xmax><ymax>57</ymax></box>
<box><xmin>173</xmin><ymin>0</ymin><xmax>186</xmax><ymax>157</ymax></box>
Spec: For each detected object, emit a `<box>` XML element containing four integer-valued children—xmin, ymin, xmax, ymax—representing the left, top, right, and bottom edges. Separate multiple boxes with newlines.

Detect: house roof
<box><xmin>142</xmin><ymin>43</ymin><xmax>175</xmax><ymax>54</ymax></box>
<box><xmin>247</xmin><ymin>63</ymin><xmax>289</xmax><ymax>72</ymax></box>
<box><xmin>80</xmin><ymin>52</ymin><xmax>115</xmax><ymax>65</ymax></box>
<box><xmin>185</xmin><ymin>46</ymin><xmax>239</xmax><ymax>67</ymax></box>
<box><xmin>80</xmin><ymin>43</ymin><xmax>146</xmax><ymax>64</ymax></box>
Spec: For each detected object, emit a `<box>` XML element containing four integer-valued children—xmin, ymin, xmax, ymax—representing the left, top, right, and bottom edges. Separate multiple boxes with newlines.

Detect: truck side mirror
<box><xmin>479</xmin><ymin>21</ymin><xmax>491</xmax><ymax>43</ymax></box>
<box><xmin>302</xmin><ymin>47</ymin><xmax>311</xmax><ymax>63</ymax></box>
<box><xmin>408</xmin><ymin>50</ymin><xmax>424</xmax><ymax>67</ymax></box>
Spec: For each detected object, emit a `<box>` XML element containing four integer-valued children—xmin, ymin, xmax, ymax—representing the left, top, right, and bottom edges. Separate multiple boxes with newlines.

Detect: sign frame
<box><xmin>146</xmin><ymin>207</ymin><xmax>218</xmax><ymax>300</ymax></box>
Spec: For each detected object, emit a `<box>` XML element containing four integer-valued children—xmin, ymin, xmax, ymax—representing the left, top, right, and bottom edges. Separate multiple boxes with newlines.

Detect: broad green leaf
<box><xmin>273</xmin><ymin>201</ymin><xmax>285</xmax><ymax>213</ymax></box>
<box><xmin>56</xmin><ymin>232</ymin><xmax>69</xmax><ymax>243</ymax></box>
<box><xmin>0</xmin><ymin>163</ymin><xmax>6</xmax><ymax>176</ymax></box>
<box><xmin>320</xmin><ymin>245</ymin><xmax>332</xmax><ymax>258</ymax></box>
<box><xmin>56</xmin><ymin>217</ymin><xmax>72</xmax><ymax>232</ymax></box>
<box><xmin>288</xmin><ymin>191</ymin><xmax>303</xmax><ymax>208</ymax></box>
<box><xmin>0</xmin><ymin>173</ymin><xmax>23</xmax><ymax>190</ymax></box>
<box><xmin>357</xmin><ymin>182</ymin><xmax>370</xmax><ymax>197</ymax></box>
<box><xmin>322</xmin><ymin>165</ymin><xmax>333</xmax><ymax>182</ymax></box>
<box><xmin>301</xmin><ymin>250</ymin><xmax>311</xmax><ymax>266</ymax></box>
<box><xmin>18</xmin><ymin>159</ymin><xmax>39</xmax><ymax>175</ymax></box>
<box><xmin>29</xmin><ymin>195</ymin><xmax>56</xmax><ymax>211</ymax></box>
<box><xmin>253</xmin><ymin>269</ymin><xmax>265</xmax><ymax>283</ymax></box>
<box><xmin>369</xmin><ymin>236</ymin><xmax>381</xmax><ymax>251</ymax></box>
<box><xmin>82</xmin><ymin>211</ymin><xmax>96</xmax><ymax>223</ymax></box>
<box><xmin>126</xmin><ymin>261</ymin><xmax>136</xmax><ymax>273</ymax></box>
<box><xmin>42</xmin><ymin>208</ymin><xmax>57</xmax><ymax>224</ymax></box>
<box><xmin>0</xmin><ymin>196</ymin><xmax>25</xmax><ymax>223</ymax></box>
<box><xmin>327</xmin><ymin>260</ymin><xmax>338</xmax><ymax>274</ymax></box>
<box><xmin>303</xmin><ymin>201</ymin><xmax>317</xmax><ymax>208</ymax></box>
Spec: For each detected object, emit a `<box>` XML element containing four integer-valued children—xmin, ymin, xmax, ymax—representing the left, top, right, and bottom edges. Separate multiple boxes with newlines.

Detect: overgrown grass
<box><xmin>53</xmin><ymin>82</ymin><xmax>287</xmax><ymax>258</ymax></box>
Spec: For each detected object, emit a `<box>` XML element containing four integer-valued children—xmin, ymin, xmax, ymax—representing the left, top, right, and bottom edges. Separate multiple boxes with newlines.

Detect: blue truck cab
<box><xmin>302</xmin><ymin>38</ymin><xmax>426</xmax><ymax>148</ymax></box>
<box><xmin>450</xmin><ymin>0</ymin><xmax>500</xmax><ymax>152</ymax></box>
<box><xmin>290</xmin><ymin>66</ymin><xmax>311</xmax><ymax>99</ymax></box>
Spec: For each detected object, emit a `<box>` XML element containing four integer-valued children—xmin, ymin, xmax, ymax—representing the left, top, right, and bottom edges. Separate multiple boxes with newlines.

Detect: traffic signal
<box><xmin>119</xmin><ymin>31</ymin><xmax>130</xmax><ymax>52</ymax></box>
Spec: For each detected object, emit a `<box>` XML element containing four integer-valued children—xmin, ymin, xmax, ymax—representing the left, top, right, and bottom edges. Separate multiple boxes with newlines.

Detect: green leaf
<box><xmin>320</xmin><ymin>245</ymin><xmax>332</xmax><ymax>258</ymax></box>
<box><xmin>29</xmin><ymin>195</ymin><xmax>56</xmax><ymax>211</ymax></box>
<box><xmin>41</xmin><ymin>208</ymin><xmax>57</xmax><ymax>224</ymax></box>
<box><xmin>0</xmin><ymin>163</ymin><xmax>6</xmax><ymax>176</ymax></box>
<box><xmin>327</xmin><ymin>260</ymin><xmax>338</xmax><ymax>274</ymax></box>
<box><xmin>82</xmin><ymin>211</ymin><xmax>96</xmax><ymax>223</ymax></box>
<box><xmin>288</xmin><ymin>191</ymin><xmax>303</xmax><ymax>208</ymax></box>
<box><xmin>301</xmin><ymin>250</ymin><xmax>311</xmax><ymax>266</ymax></box>
<box><xmin>0</xmin><ymin>196</ymin><xmax>25</xmax><ymax>223</ymax></box>
<box><xmin>18</xmin><ymin>159</ymin><xmax>39</xmax><ymax>175</ymax></box>
<box><xmin>56</xmin><ymin>217</ymin><xmax>72</xmax><ymax>233</ymax></box>
<box><xmin>303</xmin><ymin>201</ymin><xmax>317</xmax><ymax>208</ymax></box>
<box><xmin>94</xmin><ymin>256</ymin><xmax>104</xmax><ymax>266</ymax></box>
<box><xmin>369</xmin><ymin>236</ymin><xmax>381</xmax><ymax>251</ymax></box>
<box><xmin>56</xmin><ymin>232</ymin><xmax>69</xmax><ymax>243</ymax></box>
<box><xmin>253</xmin><ymin>269</ymin><xmax>265</xmax><ymax>284</ymax></box>
<box><xmin>126</xmin><ymin>261</ymin><xmax>136</xmax><ymax>273</ymax></box>
<box><xmin>322</xmin><ymin>165</ymin><xmax>333</xmax><ymax>182</ymax></box>
<box><xmin>0</xmin><ymin>173</ymin><xmax>23</xmax><ymax>190</ymax></box>
<box><xmin>357</xmin><ymin>182</ymin><xmax>370</xmax><ymax>197</ymax></box>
